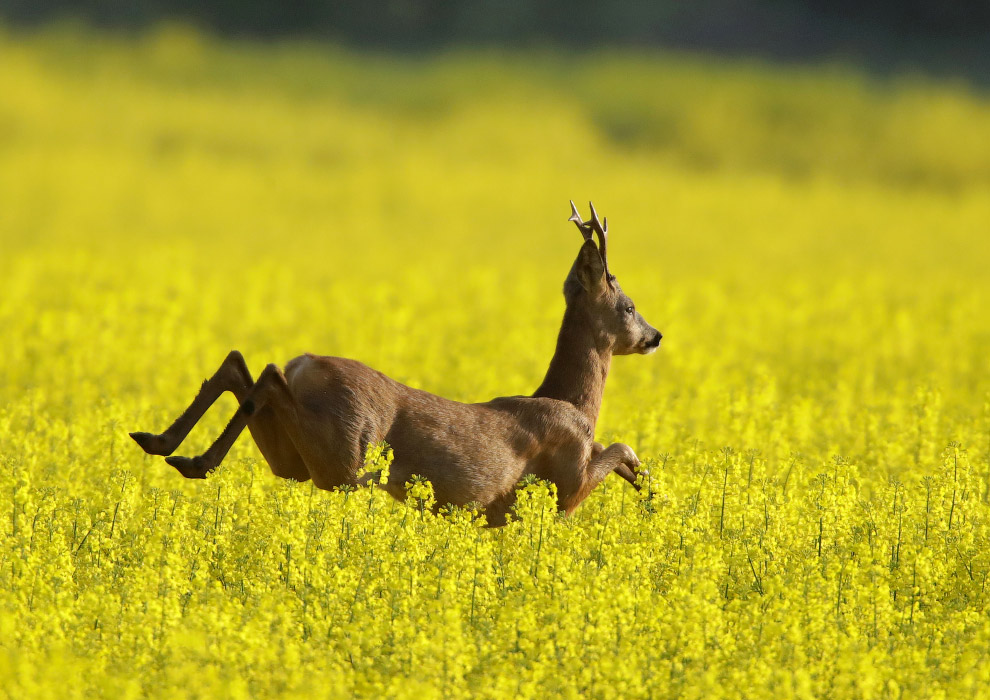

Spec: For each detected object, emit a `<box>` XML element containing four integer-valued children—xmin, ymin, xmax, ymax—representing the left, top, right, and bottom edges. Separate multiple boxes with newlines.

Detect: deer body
<box><xmin>131</xmin><ymin>202</ymin><xmax>661</xmax><ymax>525</ymax></box>
<box><xmin>288</xmin><ymin>353</ymin><xmax>596</xmax><ymax>517</ymax></box>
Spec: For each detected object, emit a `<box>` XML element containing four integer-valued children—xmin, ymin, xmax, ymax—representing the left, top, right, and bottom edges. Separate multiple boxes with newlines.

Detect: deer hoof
<box><xmin>130</xmin><ymin>432</ymin><xmax>173</xmax><ymax>456</ymax></box>
<box><xmin>618</xmin><ymin>444</ymin><xmax>640</xmax><ymax>469</ymax></box>
<box><xmin>165</xmin><ymin>455</ymin><xmax>209</xmax><ymax>479</ymax></box>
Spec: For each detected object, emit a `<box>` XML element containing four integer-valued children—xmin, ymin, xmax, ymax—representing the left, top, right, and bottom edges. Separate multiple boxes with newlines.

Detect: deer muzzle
<box><xmin>641</xmin><ymin>330</ymin><xmax>662</xmax><ymax>354</ymax></box>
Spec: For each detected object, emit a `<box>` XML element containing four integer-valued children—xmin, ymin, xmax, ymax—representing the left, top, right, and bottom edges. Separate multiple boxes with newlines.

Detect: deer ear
<box><xmin>575</xmin><ymin>239</ymin><xmax>607</xmax><ymax>294</ymax></box>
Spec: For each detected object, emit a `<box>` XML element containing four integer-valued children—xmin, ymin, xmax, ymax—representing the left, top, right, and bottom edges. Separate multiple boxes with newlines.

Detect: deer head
<box><xmin>564</xmin><ymin>201</ymin><xmax>662</xmax><ymax>356</ymax></box>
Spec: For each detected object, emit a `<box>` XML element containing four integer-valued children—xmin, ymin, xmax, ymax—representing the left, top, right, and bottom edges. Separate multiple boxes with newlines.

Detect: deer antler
<box><xmin>569</xmin><ymin>200</ymin><xmax>593</xmax><ymax>242</ymax></box>
<box><xmin>568</xmin><ymin>200</ymin><xmax>614</xmax><ymax>288</ymax></box>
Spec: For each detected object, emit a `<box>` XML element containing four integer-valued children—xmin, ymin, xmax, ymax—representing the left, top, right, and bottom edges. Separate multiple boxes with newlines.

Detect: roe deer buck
<box><xmin>130</xmin><ymin>201</ymin><xmax>662</xmax><ymax>525</ymax></box>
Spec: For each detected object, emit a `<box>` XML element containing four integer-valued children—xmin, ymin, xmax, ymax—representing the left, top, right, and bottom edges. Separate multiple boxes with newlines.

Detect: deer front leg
<box><xmin>560</xmin><ymin>443</ymin><xmax>641</xmax><ymax>515</ymax></box>
<box><xmin>592</xmin><ymin>441</ymin><xmax>641</xmax><ymax>491</ymax></box>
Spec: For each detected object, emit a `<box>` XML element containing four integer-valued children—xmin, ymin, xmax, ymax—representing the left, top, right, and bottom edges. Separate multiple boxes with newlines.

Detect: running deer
<box><xmin>130</xmin><ymin>201</ymin><xmax>662</xmax><ymax>525</ymax></box>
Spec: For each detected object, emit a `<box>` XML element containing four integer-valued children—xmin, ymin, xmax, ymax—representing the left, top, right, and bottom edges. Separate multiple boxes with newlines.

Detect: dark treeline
<box><xmin>2</xmin><ymin>0</ymin><xmax>988</xmax><ymax>68</ymax></box>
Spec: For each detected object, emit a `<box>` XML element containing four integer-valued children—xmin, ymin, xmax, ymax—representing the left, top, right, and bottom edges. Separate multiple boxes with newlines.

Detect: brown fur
<box><xmin>130</xmin><ymin>203</ymin><xmax>662</xmax><ymax>525</ymax></box>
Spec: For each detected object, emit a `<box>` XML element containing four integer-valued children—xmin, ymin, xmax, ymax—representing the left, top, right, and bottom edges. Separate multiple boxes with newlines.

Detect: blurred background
<box><xmin>2</xmin><ymin>0</ymin><xmax>989</xmax><ymax>80</ymax></box>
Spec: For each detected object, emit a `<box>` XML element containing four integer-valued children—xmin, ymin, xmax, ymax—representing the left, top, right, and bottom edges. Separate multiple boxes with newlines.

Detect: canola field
<box><xmin>3</xmin><ymin>26</ymin><xmax>990</xmax><ymax>698</ymax></box>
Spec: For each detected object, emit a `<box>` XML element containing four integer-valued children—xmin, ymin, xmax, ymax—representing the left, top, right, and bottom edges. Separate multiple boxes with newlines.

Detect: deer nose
<box><xmin>648</xmin><ymin>331</ymin><xmax>662</xmax><ymax>347</ymax></box>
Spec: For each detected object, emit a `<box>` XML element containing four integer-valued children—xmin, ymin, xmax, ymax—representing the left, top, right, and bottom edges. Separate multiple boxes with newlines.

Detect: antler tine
<box><xmin>587</xmin><ymin>201</ymin><xmax>614</xmax><ymax>287</ymax></box>
<box><xmin>568</xmin><ymin>200</ymin><xmax>593</xmax><ymax>241</ymax></box>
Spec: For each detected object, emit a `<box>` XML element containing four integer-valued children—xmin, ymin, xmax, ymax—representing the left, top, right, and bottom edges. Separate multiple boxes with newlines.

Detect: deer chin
<box><xmin>638</xmin><ymin>341</ymin><xmax>661</xmax><ymax>355</ymax></box>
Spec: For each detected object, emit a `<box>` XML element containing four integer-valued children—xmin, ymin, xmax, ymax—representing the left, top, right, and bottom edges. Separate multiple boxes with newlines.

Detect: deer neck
<box><xmin>533</xmin><ymin>306</ymin><xmax>612</xmax><ymax>426</ymax></box>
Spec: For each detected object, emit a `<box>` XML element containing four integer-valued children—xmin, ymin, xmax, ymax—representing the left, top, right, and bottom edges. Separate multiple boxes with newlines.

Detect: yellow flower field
<box><xmin>2</xmin><ymin>26</ymin><xmax>990</xmax><ymax>698</ymax></box>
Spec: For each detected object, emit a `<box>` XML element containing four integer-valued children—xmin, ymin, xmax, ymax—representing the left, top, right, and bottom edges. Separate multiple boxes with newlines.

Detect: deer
<box><xmin>130</xmin><ymin>201</ymin><xmax>662</xmax><ymax>526</ymax></box>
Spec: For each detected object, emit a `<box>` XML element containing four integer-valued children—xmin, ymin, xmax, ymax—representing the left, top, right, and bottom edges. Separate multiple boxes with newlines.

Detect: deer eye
<box><xmin>625</xmin><ymin>305</ymin><xmax>634</xmax><ymax>315</ymax></box>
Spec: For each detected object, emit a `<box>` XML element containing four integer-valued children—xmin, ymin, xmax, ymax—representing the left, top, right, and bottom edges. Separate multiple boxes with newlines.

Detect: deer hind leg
<box><xmin>129</xmin><ymin>350</ymin><xmax>251</xmax><ymax>457</ymax></box>
<box><xmin>560</xmin><ymin>443</ymin><xmax>641</xmax><ymax>515</ymax></box>
<box><xmin>131</xmin><ymin>352</ymin><xmax>309</xmax><ymax>481</ymax></box>
<box><xmin>163</xmin><ymin>363</ymin><xmax>307</xmax><ymax>479</ymax></box>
